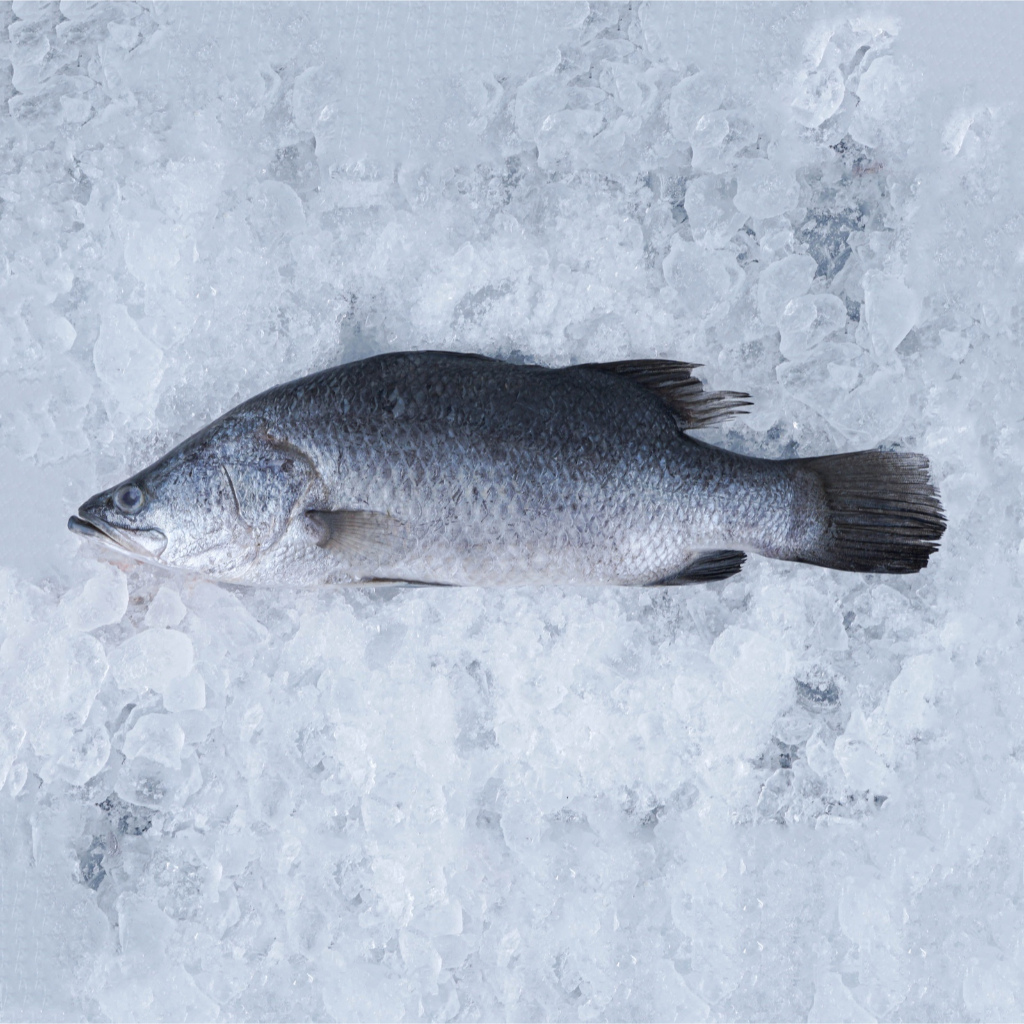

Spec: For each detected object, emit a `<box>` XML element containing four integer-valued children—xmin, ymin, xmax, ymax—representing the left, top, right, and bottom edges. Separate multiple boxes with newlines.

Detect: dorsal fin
<box><xmin>578</xmin><ymin>359</ymin><xmax>752</xmax><ymax>429</ymax></box>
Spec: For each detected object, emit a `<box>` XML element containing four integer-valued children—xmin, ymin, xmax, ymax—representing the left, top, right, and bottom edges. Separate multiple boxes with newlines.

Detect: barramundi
<box><xmin>69</xmin><ymin>352</ymin><xmax>945</xmax><ymax>586</ymax></box>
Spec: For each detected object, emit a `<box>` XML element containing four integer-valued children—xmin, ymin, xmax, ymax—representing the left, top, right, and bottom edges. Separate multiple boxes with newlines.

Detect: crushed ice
<box><xmin>2</xmin><ymin>2</ymin><xmax>1022</xmax><ymax>1019</ymax></box>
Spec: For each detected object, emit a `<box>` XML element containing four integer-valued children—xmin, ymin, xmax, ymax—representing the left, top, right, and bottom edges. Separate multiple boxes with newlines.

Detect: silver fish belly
<box><xmin>69</xmin><ymin>352</ymin><xmax>945</xmax><ymax>586</ymax></box>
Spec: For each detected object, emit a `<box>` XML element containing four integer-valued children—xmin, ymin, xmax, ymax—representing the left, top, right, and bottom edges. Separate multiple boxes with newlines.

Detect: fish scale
<box><xmin>69</xmin><ymin>351</ymin><xmax>946</xmax><ymax>586</ymax></box>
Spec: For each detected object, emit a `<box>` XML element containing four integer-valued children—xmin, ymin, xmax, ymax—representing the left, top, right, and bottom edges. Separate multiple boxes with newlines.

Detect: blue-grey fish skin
<box><xmin>70</xmin><ymin>351</ymin><xmax>944</xmax><ymax>586</ymax></box>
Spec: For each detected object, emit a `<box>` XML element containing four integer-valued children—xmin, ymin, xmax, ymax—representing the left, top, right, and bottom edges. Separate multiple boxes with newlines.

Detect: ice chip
<box><xmin>863</xmin><ymin>269</ymin><xmax>921</xmax><ymax>356</ymax></box>
<box><xmin>850</xmin><ymin>55</ymin><xmax>903</xmax><ymax>149</ymax></box>
<box><xmin>829</xmin><ymin>368</ymin><xmax>908</xmax><ymax>444</ymax></box>
<box><xmin>123</xmin><ymin>714</ymin><xmax>185</xmax><ymax>770</ymax></box>
<box><xmin>808</xmin><ymin>972</ymin><xmax>876</xmax><ymax>1024</ymax></box>
<box><xmin>536</xmin><ymin>109</ymin><xmax>605</xmax><ymax>170</ymax></box>
<box><xmin>93</xmin><ymin>305</ymin><xmax>164</xmax><ymax>421</ymax></box>
<box><xmin>666</xmin><ymin>72</ymin><xmax>721</xmax><ymax>143</ymax></box>
<box><xmin>792</xmin><ymin>42</ymin><xmax>846</xmax><ymax>129</ymax></box>
<box><xmin>123</xmin><ymin>221</ymin><xmax>182</xmax><ymax>282</ymax></box>
<box><xmin>59</xmin><ymin>95</ymin><xmax>93</xmax><ymax>124</ymax></box>
<box><xmin>321</xmin><ymin>960</ymin><xmax>406</xmax><ymax>1021</ymax></box>
<box><xmin>804</xmin><ymin>730</ymin><xmax>837</xmax><ymax>779</ymax></box>
<box><xmin>57</xmin><ymin>720</ymin><xmax>111</xmax><ymax>785</ymax></box>
<box><xmin>757</xmin><ymin>254</ymin><xmax>817</xmax><ymax>326</ymax></box>
<box><xmin>160</xmin><ymin>672</ymin><xmax>206</xmax><ymax>713</ymax></box>
<box><xmin>60</xmin><ymin>564</ymin><xmax>128</xmax><ymax>632</ymax></box>
<box><xmin>111</xmin><ymin>628</ymin><xmax>195</xmax><ymax>693</ymax></box>
<box><xmin>691</xmin><ymin>112</ymin><xmax>757</xmax><ymax>174</ymax></box>
<box><xmin>399</xmin><ymin>929</ymin><xmax>442</xmax><ymax>982</ymax></box>
<box><xmin>962</xmin><ymin>955</ymin><xmax>1020</xmax><ymax>1020</ymax></box>
<box><xmin>0</xmin><ymin>721</ymin><xmax>27</xmax><ymax>791</ymax></box>
<box><xmin>734</xmin><ymin>158</ymin><xmax>800</xmax><ymax>219</ymax></box>
<box><xmin>515</xmin><ymin>72</ymin><xmax>566</xmax><ymax>141</ymax></box>
<box><xmin>883</xmin><ymin>654</ymin><xmax>942</xmax><ymax>741</ymax></box>
<box><xmin>833</xmin><ymin>709</ymin><xmax>891</xmax><ymax>792</ymax></box>
<box><xmin>684</xmin><ymin>174</ymin><xmax>746</xmax><ymax>248</ymax></box>
<box><xmin>250</xmin><ymin>180</ymin><xmax>305</xmax><ymax>247</ymax></box>
<box><xmin>5</xmin><ymin>761</ymin><xmax>28</xmax><ymax>796</ymax></box>
<box><xmin>107</xmin><ymin>22</ymin><xmax>141</xmax><ymax>49</ymax></box>
<box><xmin>690</xmin><ymin>111</ymin><xmax>729</xmax><ymax>170</ymax></box>
<box><xmin>778</xmin><ymin>293</ymin><xmax>847</xmax><ymax>360</ymax></box>
<box><xmin>144</xmin><ymin>586</ymin><xmax>187</xmax><ymax>628</ymax></box>
<box><xmin>662</xmin><ymin>237</ymin><xmax>742</xmax><ymax>322</ymax></box>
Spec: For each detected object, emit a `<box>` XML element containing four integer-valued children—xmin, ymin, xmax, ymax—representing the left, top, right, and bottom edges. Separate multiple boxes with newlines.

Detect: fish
<box><xmin>68</xmin><ymin>351</ymin><xmax>945</xmax><ymax>586</ymax></box>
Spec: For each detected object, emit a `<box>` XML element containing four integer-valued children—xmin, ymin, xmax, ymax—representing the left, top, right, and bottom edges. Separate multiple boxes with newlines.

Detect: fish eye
<box><xmin>114</xmin><ymin>484</ymin><xmax>144</xmax><ymax>514</ymax></box>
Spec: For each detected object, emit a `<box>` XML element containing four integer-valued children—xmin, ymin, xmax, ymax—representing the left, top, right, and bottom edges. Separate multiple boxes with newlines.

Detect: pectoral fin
<box><xmin>305</xmin><ymin>509</ymin><xmax>403</xmax><ymax>558</ymax></box>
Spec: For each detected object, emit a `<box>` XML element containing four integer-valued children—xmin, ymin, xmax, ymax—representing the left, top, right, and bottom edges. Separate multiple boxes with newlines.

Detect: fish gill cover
<box><xmin>1</xmin><ymin>2</ymin><xmax>1023</xmax><ymax>1021</ymax></box>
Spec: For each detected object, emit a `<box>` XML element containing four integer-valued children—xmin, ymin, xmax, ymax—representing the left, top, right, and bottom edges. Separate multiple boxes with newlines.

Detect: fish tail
<box><xmin>786</xmin><ymin>450</ymin><xmax>946</xmax><ymax>574</ymax></box>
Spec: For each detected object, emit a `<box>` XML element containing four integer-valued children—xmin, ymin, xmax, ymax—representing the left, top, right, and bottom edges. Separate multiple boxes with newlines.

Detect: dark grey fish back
<box><xmin>249</xmin><ymin>351</ymin><xmax>679</xmax><ymax>448</ymax></box>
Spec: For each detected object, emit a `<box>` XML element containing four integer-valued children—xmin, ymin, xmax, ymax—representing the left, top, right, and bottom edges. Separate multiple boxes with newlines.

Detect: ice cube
<box><xmin>734</xmin><ymin>158</ymin><xmax>800</xmax><ymax>220</ymax></box>
<box><xmin>662</xmin><ymin>237</ymin><xmax>743</xmax><ymax>322</ymax></box>
<box><xmin>778</xmin><ymin>293</ymin><xmax>848</xmax><ymax>360</ymax></box>
<box><xmin>792</xmin><ymin>41</ymin><xmax>846</xmax><ymax>129</ymax></box>
<box><xmin>756</xmin><ymin>254</ymin><xmax>818</xmax><ymax>326</ymax></box>
<box><xmin>690</xmin><ymin>111</ymin><xmax>757</xmax><ymax>174</ymax></box>
<box><xmin>60</xmin><ymin>564</ymin><xmax>128</xmax><ymax>632</ymax></box>
<box><xmin>56</xmin><ymin>720</ymin><xmax>111</xmax><ymax>786</ymax></box>
<box><xmin>850</xmin><ymin>55</ymin><xmax>903</xmax><ymax>150</ymax></box>
<box><xmin>123</xmin><ymin>714</ymin><xmax>185</xmax><ymax>770</ymax></box>
<box><xmin>160</xmin><ymin>673</ymin><xmax>206</xmax><ymax>714</ymax></box>
<box><xmin>110</xmin><ymin>628</ymin><xmax>195</xmax><ymax>694</ymax></box>
<box><xmin>862</xmin><ymin>269</ymin><xmax>921</xmax><ymax>356</ymax></box>
<box><xmin>536</xmin><ymin>109</ymin><xmax>605</xmax><ymax>171</ymax></box>
<box><xmin>684</xmin><ymin>174</ymin><xmax>746</xmax><ymax>249</ymax></box>
<box><xmin>143</xmin><ymin>586</ymin><xmax>187</xmax><ymax>629</ymax></box>
<box><xmin>666</xmin><ymin>72</ymin><xmax>721</xmax><ymax>143</ymax></box>
<box><xmin>833</xmin><ymin>709</ymin><xmax>892</xmax><ymax>792</ymax></box>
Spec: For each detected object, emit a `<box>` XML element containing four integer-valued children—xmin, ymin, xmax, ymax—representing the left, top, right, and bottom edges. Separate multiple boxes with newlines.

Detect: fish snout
<box><xmin>68</xmin><ymin>494</ymin><xmax>168</xmax><ymax>559</ymax></box>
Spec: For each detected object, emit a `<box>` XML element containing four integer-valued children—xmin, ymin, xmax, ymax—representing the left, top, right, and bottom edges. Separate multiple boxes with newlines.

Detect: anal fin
<box><xmin>359</xmin><ymin>577</ymin><xmax>451</xmax><ymax>587</ymax></box>
<box><xmin>651</xmin><ymin>550</ymin><xmax>746</xmax><ymax>585</ymax></box>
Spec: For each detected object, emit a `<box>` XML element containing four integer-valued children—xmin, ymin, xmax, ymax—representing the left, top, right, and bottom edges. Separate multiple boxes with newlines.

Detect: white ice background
<box><xmin>2</xmin><ymin>2</ymin><xmax>1024</xmax><ymax>1020</ymax></box>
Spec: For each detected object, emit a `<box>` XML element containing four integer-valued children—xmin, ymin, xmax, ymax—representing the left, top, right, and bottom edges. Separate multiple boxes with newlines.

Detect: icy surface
<box><xmin>2</xmin><ymin>2</ymin><xmax>1024</xmax><ymax>1020</ymax></box>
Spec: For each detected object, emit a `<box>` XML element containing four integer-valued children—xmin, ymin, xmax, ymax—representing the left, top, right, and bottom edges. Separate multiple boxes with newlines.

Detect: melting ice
<box><xmin>2</xmin><ymin>2</ymin><xmax>1024</xmax><ymax>1020</ymax></box>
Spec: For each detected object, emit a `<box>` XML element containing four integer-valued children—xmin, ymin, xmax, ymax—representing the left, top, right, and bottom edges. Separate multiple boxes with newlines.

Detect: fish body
<box><xmin>70</xmin><ymin>351</ymin><xmax>945</xmax><ymax>586</ymax></box>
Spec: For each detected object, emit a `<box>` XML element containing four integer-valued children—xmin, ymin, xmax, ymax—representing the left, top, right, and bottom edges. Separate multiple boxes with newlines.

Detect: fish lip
<box><xmin>68</xmin><ymin>511</ymin><xmax>168</xmax><ymax>559</ymax></box>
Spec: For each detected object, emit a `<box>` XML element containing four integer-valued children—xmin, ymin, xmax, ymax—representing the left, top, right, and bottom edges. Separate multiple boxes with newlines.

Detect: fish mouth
<box><xmin>68</xmin><ymin>513</ymin><xmax>168</xmax><ymax>560</ymax></box>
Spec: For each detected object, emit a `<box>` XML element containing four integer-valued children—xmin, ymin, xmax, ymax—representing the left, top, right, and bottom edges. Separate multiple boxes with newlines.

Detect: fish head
<box><xmin>70</xmin><ymin>424</ymin><xmax>321</xmax><ymax>580</ymax></box>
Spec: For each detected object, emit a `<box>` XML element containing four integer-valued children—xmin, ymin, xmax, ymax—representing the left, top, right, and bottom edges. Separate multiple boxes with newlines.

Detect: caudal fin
<box><xmin>792</xmin><ymin>451</ymin><xmax>946</xmax><ymax>574</ymax></box>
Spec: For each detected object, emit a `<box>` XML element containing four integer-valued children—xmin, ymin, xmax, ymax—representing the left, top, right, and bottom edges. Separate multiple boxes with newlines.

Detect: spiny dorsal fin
<box><xmin>305</xmin><ymin>508</ymin><xmax>402</xmax><ymax>558</ymax></box>
<box><xmin>579</xmin><ymin>359</ymin><xmax>752</xmax><ymax>429</ymax></box>
<box><xmin>651</xmin><ymin>550</ymin><xmax>747</xmax><ymax>585</ymax></box>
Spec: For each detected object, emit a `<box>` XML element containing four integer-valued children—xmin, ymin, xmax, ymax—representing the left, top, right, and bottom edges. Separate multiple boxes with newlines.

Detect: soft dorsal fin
<box><xmin>650</xmin><ymin>550</ymin><xmax>747</xmax><ymax>585</ymax></box>
<box><xmin>578</xmin><ymin>359</ymin><xmax>752</xmax><ymax>429</ymax></box>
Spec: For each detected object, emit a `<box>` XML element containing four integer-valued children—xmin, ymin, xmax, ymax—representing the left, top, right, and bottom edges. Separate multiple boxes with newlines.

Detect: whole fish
<box><xmin>69</xmin><ymin>351</ymin><xmax>945</xmax><ymax>586</ymax></box>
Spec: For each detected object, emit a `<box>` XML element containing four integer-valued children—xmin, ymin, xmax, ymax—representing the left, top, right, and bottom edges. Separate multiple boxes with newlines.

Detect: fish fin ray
<box><xmin>359</xmin><ymin>577</ymin><xmax>452</xmax><ymax>587</ymax></box>
<box><xmin>787</xmin><ymin>451</ymin><xmax>946</xmax><ymax>573</ymax></box>
<box><xmin>305</xmin><ymin>509</ymin><xmax>402</xmax><ymax>557</ymax></box>
<box><xmin>578</xmin><ymin>359</ymin><xmax>752</xmax><ymax>429</ymax></box>
<box><xmin>651</xmin><ymin>550</ymin><xmax>747</xmax><ymax>585</ymax></box>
